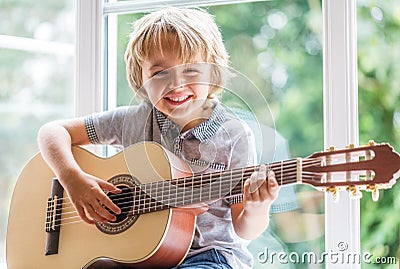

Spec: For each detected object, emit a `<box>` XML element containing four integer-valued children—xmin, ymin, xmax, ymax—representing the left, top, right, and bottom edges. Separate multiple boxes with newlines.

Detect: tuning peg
<box><xmin>326</xmin><ymin>186</ymin><xmax>339</xmax><ymax>203</ymax></box>
<box><xmin>327</xmin><ymin>146</ymin><xmax>335</xmax><ymax>151</ymax></box>
<box><xmin>347</xmin><ymin>186</ymin><xmax>362</xmax><ymax>199</ymax></box>
<box><xmin>368</xmin><ymin>140</ymin><xmax>375</xmax><ymax>146</ymax></box>
<box><xmin>372</xmin><ymin>189</ymin><xmax>379</xmax><ymax>202</ymax></box>
<box><xmin>346</xmin><ymin>143</ymin><xmax>355</xmax><ymax>149</ymax></box>
<box><xmin>366</xmin><ymin>185</ymin><xmax>379</xmax><ymax>202</ymax></box>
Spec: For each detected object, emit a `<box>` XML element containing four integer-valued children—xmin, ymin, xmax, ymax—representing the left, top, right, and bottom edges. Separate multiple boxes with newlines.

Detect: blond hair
<box><xmin>124</xmin><ymin>7</ymin><xmax>230</xmax><ymax>98</ymax></box>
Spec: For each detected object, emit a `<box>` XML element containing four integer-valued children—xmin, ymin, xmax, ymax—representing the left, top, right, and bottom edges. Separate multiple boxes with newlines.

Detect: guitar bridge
<box><xmin>45</xmin><ymin>178</ymin><xmax>63</xmax><ymax>255</ymax></box>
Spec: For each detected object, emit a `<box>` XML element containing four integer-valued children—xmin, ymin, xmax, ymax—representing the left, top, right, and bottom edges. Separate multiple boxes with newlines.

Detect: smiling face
<box><xmin>141</xmin><ymin>36</ymin><xmax>213</xmax><ymax>131</ymax></box>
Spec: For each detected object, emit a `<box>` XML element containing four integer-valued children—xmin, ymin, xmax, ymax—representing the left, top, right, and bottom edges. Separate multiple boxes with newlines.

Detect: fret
<box><xmin>182</xmin><ymin>177</ymin><xmax>186</xmax><ymax>207</ymax></box>
<box><xmin>154</xmin><ymin>180</ymin><xmax>158</xmax><ymax>211</ymax></box>
<box><xmin>161</xmin><ymin>179</ymin><xmax>165</xmax><ymax>210</ymax></box>
<box><xmin>168</xmin><ymin>178</ymin><xmax>171</xmax><ymax>207</ymax></box>
<box><xmin>209</xmin><ymin>173</ymin><xmax>212</xmax><ymax>201</ymax></box>
<box><xmin>175</xmin><ymin>178</ymin><xmax>178</xmax><ymax>207</ymax></box>
<box><xmin>191</xmin><ymin>174</ymin><xmax>194</xmax><ymax>205</ymax></box>
<box><xmin>280</xmin><ymin>161</ymin><xmax>283</xmax><ymax>186</ymax></box>
<box><xmin>147</xmin><ymin>181</ymin><xmax>152</xmax><ymax>213</ymax></box>
<box><xmin>199</xmin><ymin>174</ymin><xmax>203</xmax><ymax>202</ymax></box>
<box><xmin>146</xmin><ymin>184</ymin><xmax>151</xmax><ymax>213</ymax></box>
<box><xmin>138</xmin><ymin>184</ymin><xmax>143</xmax><ymax>214</ymax></box>
<box><xmin>133</xmin><ymin>185</ymin><xmax>137</xmax><ymax>215</ymax></box>
<box><xmin>219</xmin><ymin>171</ymin><xmax>222</xmax><ymax>199</ymax></box>
<box><xmin>188</xmin><ymin>174</ymin><xmax>200</xmax><ymax>204</ymax></box>
<box><xmin>229</xmin><ymin>169</ymin><xmax>233</xmax><ymax>197</ymax></box>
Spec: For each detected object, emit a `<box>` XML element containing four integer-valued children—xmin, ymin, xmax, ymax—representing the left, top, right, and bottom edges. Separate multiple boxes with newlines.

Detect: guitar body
<box><xmin>7</xmin><ymin>140</ymin><xmax>400</xmax><ymax>268</ymax></box>
<box><xmin>7</xmin><ymin>142</ymin><xmax>197</xmax><ymax>269</ymax></box>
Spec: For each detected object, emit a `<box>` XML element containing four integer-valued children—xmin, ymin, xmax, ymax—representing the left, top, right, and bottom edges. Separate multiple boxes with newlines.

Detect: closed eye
<box><xmin>183</xmin><ymin>68</ymin><xmax>201</xmax><ymax>76</ymax></box>
<box><xmin>152</xmin><ymin>70</ymin><xmax>169</xmax><ymax>78</ymax></box>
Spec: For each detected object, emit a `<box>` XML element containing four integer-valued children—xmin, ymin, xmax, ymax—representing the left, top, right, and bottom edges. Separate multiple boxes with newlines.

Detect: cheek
<box><xmin>143</xmin><ymin>77</ymin><xmax>167</xmax><ymax>104</ymax></box>
<box><xmin>193</xmin><ymin>84</ymin><xmax>210</xmax><ymax>99</ymax></box>
<box><xmin>146</xmin><ymin>89</ymin><xmax>163</xmax><ymax>105</ymax></box>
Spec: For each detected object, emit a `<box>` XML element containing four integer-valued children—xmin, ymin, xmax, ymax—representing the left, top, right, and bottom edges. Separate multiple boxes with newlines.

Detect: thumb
<box><xmin>98</xmin><ymin>180</ymin><xmax>121</xmax><ymax>194</ymax></box>
<box><xmin>249</xmin><ymin>164</ymin><xmax>267</xmax><ymax>193</ymax></box>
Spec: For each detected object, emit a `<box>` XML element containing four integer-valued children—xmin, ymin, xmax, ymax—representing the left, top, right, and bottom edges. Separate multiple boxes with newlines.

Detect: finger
<box><xmin>85</xmin><ymin>203</ymin><xmax>109</xmax><ymax>223</ymax></box>
<box><xmin>267</xmin><ymin>170</ymin><xmax>280</xmax><ymax>196</ymax></box>
<box><xmin>257</xmin><ymin>164</ymin><xmax>267</xmax><ymax>180</ymax></box>
<box><xmin>249</xmin><ymin>166</ymin><xmax>266</xmax><ymax>194</ymax></box>
<box><xmin>99</xmin><ymin>180</ymin><xmax>122</xmax><ymax>194</ymax></box>
<box><xmin>96</xmin><ymin>182</ymin><xmax>122</xmax><ymax>215</ymax></box>
<box><xmin>243</xmin><ymin>177</ymin><xmax>253</xmax><ymax>201</ymax></box>
<box><xmin>99</xmin><ymin>194</ymin><xmax>121</xmax><ymax>216</ymax></box>
<box><xmin>92</xmin><ymin>199</ymin><xmax>118</xmax><ymax>222</ymax></box>
<box><xmin>76</xmin><ymin>204</ymin><xmax>95</xmax><ymax>225</ymax></box>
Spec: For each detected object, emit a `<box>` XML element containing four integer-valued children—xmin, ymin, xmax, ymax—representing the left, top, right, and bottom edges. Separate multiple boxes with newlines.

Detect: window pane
<box><xmin>110</xmin><ymin>1</ymin><xmax>324</xmax><ymax>268</ymax></box>
<box><xmin>0</xmin><ymin>1</ymin><xmax>74</xmax><ymax>42</ymax></box>
<box><xmin>357</xmin><ymin>0</ymin><xmax>400</xmax><ymax>268</ymax></box>
<box><xmin>0</xmin><ymin>1</ymin><xmax>75</xmax><ymax>266</ymax></box>
<box><xmin>0</xmin><ymin>50</ymin><xmax>74</xmax><ymax>267</ymax></box>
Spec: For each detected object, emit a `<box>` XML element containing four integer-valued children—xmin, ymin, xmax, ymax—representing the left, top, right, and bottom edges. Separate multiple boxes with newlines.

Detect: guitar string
<box><xmin>45</xmin><ymin>169</ymin><xmax>322</xmax><ymax>227</ymax></box>
<box><xmin>55</xmin><ymin>159</ymin><xmax>318</xmax><ymax>214</ymax></box>
<box><xmin>47</xmin><ymin>173</ymin><xmax>320</xmax><ymax>228</ymax></box>
<box><xmin>51</xmin><ymin>169</ymin><xmax>308</xmax><ymax>219</ymax></box>
<box><xmin>45</xmin><ymin>152</ymin><xmax>379</xmax><ymax>228</ymax></box>
<box><xmin>46</xmin><ymin>172</ymin><xmax>322</xmax><ymax>229</ymax></box>
<box><xmin>55</xmin><ymin>158</ymin><xmax>321</xmax><ymax>209</ymax></box>
<box><xmin>50</xmin><ymin>159</ymin><xmax>322</xmax><ymax>217</ymax></box>
<box><xmin>51</xmin><ymin>162</ymin><xmax>322</xmax><ymax>226</ymax></box>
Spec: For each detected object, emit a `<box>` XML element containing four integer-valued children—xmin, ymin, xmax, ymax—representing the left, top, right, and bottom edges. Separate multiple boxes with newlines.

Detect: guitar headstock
<box><xmin>301</xmin><ymin>141</ymin><xmax>400</xmax><ymax>201</ymax></box>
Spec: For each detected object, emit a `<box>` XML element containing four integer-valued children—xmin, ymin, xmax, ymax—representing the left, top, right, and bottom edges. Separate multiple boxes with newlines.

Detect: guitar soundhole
<box><xmin>96</xmin><ymin>174</ymin><xmax>139</xmax><ymax>235</ymax></box>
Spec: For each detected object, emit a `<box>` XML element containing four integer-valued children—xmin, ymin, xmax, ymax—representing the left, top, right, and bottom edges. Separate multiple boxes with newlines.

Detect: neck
<box><xmin>132</xmin><ymin>158</ymin><xmax>309</xmax><ymax>215</ymax></box>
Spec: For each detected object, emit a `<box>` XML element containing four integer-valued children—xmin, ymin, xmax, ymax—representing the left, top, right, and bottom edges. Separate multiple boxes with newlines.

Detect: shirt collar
<box><xmin>155</xmin><ymin>101</ymin><xmax>226</xmax><ymax>143</ymax></box>
<box><xmin>155</xmin><ymin>108</ymin><xmax>172</xmax><ymax>136</ymax></box>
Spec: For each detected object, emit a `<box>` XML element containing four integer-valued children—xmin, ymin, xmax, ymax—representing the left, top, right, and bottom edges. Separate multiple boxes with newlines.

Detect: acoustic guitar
<box><xmin>6</xmin><ymin>141</ymin><xmax>400</xmax><ymax>268</ymax></box>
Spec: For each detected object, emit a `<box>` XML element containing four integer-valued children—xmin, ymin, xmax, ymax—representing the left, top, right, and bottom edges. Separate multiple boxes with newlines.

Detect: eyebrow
<box><xmin>148</xmin><ymin>60</ymin><xmax>168</xmax><ymax>70</ymax></box>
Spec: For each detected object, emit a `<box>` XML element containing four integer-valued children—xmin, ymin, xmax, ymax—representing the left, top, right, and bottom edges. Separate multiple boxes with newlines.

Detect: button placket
<box><xmin>172</xmin><ymin>136</ymin><xmax>182</xmax><ymax>156</ymax></box>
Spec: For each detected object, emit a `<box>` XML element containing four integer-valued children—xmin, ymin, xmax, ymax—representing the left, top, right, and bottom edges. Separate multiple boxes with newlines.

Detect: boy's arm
<box><xmin>37</xmin><ymin>118</ymin><xmax>121</xmax><ymax>224</ymax></box>
<box><xmin>230</xmin><ymin>167</ymin><xmax>280</xmax><ymax>240</ymax></box>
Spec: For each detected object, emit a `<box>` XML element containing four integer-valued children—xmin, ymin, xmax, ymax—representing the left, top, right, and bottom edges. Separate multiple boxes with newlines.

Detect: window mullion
<box><xmin>75</xmin><ymin>0</ymin><xmax>104</xmax><ymax>116</ymax></box>
<box><xmin>322</xmin><ymin>0</ymin><xmax>360</xmax><ymax>268</ymax></box>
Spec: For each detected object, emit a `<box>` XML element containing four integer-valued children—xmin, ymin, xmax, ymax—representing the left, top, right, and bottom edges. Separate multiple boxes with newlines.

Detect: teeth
<box><xmin>167</xmin><ymin>96</ymin><xmax>189</xmax><ymax>102</ymax></box>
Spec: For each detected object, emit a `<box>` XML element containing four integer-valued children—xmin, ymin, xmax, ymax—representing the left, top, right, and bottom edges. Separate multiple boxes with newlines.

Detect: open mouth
<box><xmin>164</xmin><ymin>95</ymin><xmax>193</xmax><ymax>106</ymax></box>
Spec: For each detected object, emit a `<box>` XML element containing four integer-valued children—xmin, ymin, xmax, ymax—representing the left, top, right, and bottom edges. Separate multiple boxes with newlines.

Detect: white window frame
<box><xmin>75</xmin><ymin>0</ymin><xmax>104</xmax><ymax>116</ymax></box>
<box><xmin>75</xmin><ymin>1</ymin><xmax>361</xmax><ymax>268</ymax></box>
<box><xmin>322</xmin><ymin>0</ymin><xmax>360</xmax><ymax>268</ymax></box>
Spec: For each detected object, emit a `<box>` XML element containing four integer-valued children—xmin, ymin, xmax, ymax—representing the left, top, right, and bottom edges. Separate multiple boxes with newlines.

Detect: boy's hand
<box><xmin>62</xmin><ymin>171</ymin><xmax>122</xmax><ymax>224</ymax></box>
<box><xmin>242</xmin><ymin>164</ymin><xmax>280</xmax><ymax>215</ymax></box>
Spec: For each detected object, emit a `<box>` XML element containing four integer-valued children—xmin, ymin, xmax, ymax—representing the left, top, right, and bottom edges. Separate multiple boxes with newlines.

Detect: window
<box><xmin>106</xmin><ymin>1</ymin><xmax>325</xmax><ymax>268</ymax></box>
<box><xmin>3</xmin><ymin>0</ymin><xmax>399</xmax><ymax>268</ymax></box>
<box><xmin>0</xmin><ymin>0</ymin><xmax>75</xmax><ymax>266</ymax></box>
<box><xmin>357</xmin><ymin>1</ymin><xmax>400</xmax><ymax>267</ymax></box>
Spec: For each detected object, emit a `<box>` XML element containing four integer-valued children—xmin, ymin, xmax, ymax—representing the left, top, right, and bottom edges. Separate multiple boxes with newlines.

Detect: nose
<box><xmin>169</xmin><ymin>69</ymin><xmax>185</xmax><ymax>90</ymax></box>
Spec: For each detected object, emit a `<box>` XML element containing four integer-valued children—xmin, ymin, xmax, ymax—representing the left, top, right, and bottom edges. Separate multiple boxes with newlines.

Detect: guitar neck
<box><xmin>132</xmin><ymin>158</ymin><xmax>307</xmax><ymax>214</ymax></box>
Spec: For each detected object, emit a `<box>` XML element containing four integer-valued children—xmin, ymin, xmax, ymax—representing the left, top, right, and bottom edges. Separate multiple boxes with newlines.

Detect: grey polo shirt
<box><xmin>84</xmin><ymin>99</ymin><xmax>257</xmax><ymax>269</ymax></box>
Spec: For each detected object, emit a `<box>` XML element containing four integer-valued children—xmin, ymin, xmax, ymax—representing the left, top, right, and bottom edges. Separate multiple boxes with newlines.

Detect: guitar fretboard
<box><xmin>126</xmin><ymin>158</ymin><xmax>310</xmax><ymax>215</ymax></box>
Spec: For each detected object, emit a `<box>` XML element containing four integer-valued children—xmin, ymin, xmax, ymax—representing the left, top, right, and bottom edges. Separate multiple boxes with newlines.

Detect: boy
<box><xmin>38</xmin><ymin>7</ymin><xmax>279</xmax><ymax>269</ymax></box>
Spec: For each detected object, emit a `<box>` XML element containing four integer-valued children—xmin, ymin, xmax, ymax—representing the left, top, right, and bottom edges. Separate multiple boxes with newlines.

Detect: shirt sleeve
<box><xmin>84</xmin><ymin>115</ymin><xmax>100</xmax><ymax>144</ymax></box>
<box><xmin>83</xmin><ymin>106</ymin><xmax>129</xmax><ymax>146</ymax></box>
